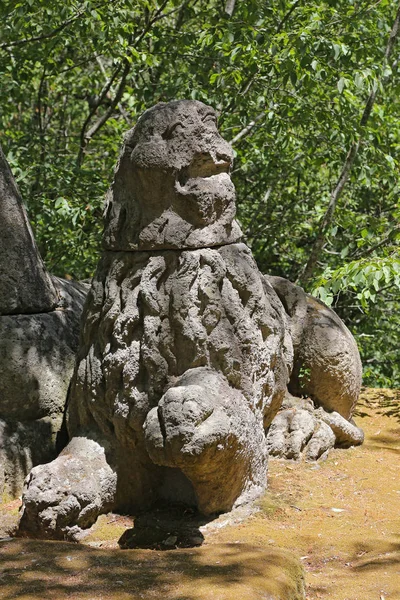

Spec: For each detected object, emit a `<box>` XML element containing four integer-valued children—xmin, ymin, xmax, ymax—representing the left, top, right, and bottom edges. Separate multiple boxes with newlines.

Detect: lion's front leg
<box><xmin>143</xmin><ymin>367</ymin><xmax>267</xmax><ymax>515</ymax></box>
<box><xmin>18</xmin><ymin>436</ymin><xmax>117</xmax><ymax>540</ymax></box>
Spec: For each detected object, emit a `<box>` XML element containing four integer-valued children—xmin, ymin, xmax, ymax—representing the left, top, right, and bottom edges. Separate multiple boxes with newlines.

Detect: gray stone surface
<box><xmin>0</xmin><ymin>148</ymin><xmax>89</xmax><ymax>499</ymax></box>
<box><xmin>19</xmin><ymin>437</ymin><xmax>117</xmax><ymax>540</ymax></box>
<box><xmin>0</xmin><ymin>278</ymin><xmax>88</xmax><ymax>498</ymax></box>
<box><xmin>266</xmin><ymin>392</ymin><xmax>364</xmax><ymax>461</ymax></box>
<box><xmin>0</xmin><ymin>418</ymin><xmax>55</xmax><ymax>499</ymax></box>
<box><xmin>144</xmin><ymin>367</ymin><xmax>267</xmax><ymax>514</ymax></box>
<box><xmin>267</xmin><ymin>276</ymin><xmax>307</xmax><ymax>352</ymax></box>
<box><xmin>20</xmin><ymin>100</ymin><xmax>292</xmax><ymax>538</ymax></box>
<box><xmin>291</xmin><ymin>294</ymin><xmax>362</xmax><ymax>420</ymax></box>
<box><xmin>315</xmin><ymin>408</ymin><xmax>364</xmax><ymax>448</ymax></box>
<box><xmin>0</xmin><ymin>145</ymin><xmax>58</xmax><ymax>315</ymax></box>
<box><xmin>266</xmin><ymin>276</ymin><xmax>363</xmax><ymax>459</ymax></box>
<box><xmin>266</xmin><ymin>395</ymin><xmax>336</xmax><ymax>461</ymax></box>
<box><xmin>64</xmin><ymin>240</ymin><xmax>290</xmax><ymax>519</ymax></box>
<box><xmin>0</xmin><ymin>278</ymin><xmax>87</xmax><ymax>423</ymax></box>
<box><xmin>103</xmin><ymin>100</ymin><xmax>243</xmax><ymax>251</ymax></box>
<box><xmin>267</xmin><ymin>276</ymin><xmax>362</xmax><ymax>420</ymax></box>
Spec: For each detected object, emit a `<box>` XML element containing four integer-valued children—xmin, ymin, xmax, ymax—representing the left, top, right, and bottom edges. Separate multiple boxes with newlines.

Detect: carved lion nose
<box><xmin>216</xmin><ymin>151</ymin><xmax>231</xmax><ymax>163</ymax></box>
<box><xmin>215</xmin><ymin>152</ymin><xmax>232</xmax><ymax>170</ymax></box>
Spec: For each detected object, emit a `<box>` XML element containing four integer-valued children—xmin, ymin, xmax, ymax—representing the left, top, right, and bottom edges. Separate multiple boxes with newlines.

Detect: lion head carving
<box><xmin>103</xmin><ymin>100</ymin><xmax>242</xmax><ymax>250</ymax></box>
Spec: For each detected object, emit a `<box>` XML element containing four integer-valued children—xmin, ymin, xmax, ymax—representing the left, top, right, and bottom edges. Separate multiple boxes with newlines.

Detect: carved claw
<box><xmin>266</xmin><ymin>395</ymin><xmax>364</xmax><ymax>461</ymax></box>
<box><xmin>144</xmin><ymin>367</ymin><xmax>267</xmax><ymax>515</ymax></box>
<box><xmin>19</xmin><ymin>437</ymin><xmax>117</xmax><ymax>540</ymax></box>
<box><xmin>266</xmin><ymin>407</ymin><xmax>335</xmax><ymax>461</ymax></box>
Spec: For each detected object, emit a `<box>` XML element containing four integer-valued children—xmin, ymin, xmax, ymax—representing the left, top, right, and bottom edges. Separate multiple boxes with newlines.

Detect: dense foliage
<box><xmin>1</xmin><ymin>0</ymin><xmax>399</xmax><ymax>386</ymax></box>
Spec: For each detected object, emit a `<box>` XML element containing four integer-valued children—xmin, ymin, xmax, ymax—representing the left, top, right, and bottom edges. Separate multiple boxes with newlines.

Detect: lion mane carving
<box><xmin>19</xmin><ymin>101</ymin><xmax>362</xmax><ymax>541</ymax></box>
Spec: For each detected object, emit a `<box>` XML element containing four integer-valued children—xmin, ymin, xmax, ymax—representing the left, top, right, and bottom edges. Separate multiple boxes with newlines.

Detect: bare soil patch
<box><xmin>213</xmin><ymin>388</ymin><xmax>400</xmax><ymax>599</ymax></box>
<box><xmin>0</xmin><ymin>388</ymin><xmax>398</xmax><ymax>599</ymax></box>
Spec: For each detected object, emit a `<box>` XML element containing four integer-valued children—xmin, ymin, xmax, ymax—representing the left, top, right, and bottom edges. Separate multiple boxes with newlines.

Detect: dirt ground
<box><xmin>0</xmin><ymin>388</ymin><xmax>399</xmax><ymax>600</ymax></box>
<box><xmin>214</xmin><ymin>388</ymin><xmax>400</xmax><ymax>600</ymax></box>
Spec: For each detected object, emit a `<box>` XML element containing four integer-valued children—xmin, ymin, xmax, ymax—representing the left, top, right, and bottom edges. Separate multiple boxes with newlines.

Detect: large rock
<box><xmin>0</xmin><ymin>279</ymin><xmax>88</xmax><ymax>498</ymax></box>
<box><xmin>20</xmin><ymin>436</ymin><xmax>117</xmax><ymax>539</ymax></box>
<box><xmin>0</xmin><ymin>145</ymin><xmax>58</xmax><ymax>315</ymax></box>
<box><xmin>19</xmin><ymin>100</ymin><xmax>293</xmax><ymax>539</ymax></box>
<box><xmin>0</xmin><ymin>147</ymin><xmax>88</xmax><ymax>498</ymax></box>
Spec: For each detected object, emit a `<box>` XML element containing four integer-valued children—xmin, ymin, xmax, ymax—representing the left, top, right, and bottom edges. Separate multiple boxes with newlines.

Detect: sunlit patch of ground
<box><xmin>212</xmin><ymin>388</ymin><xmax>400</xmax><ymax>600</ymax></box>
<box><xmin>0</xmin><ymin>388</ymin><xmax>398</xmax><ymax>600</ymax></box>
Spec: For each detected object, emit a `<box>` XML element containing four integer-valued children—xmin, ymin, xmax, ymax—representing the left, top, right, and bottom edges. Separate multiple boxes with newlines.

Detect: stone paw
<box><xmin>266</xmin><ymin>406</ymin><xmax>335</xmax><ymax>461</ymax></box>
<box><xmin>315</xmin><ymin>407</ymin><xmax>364</xmax><ymax>448</ymax></box>
<box><xmin>266</xmin><ymin>394</ymin><xmax>364</xmax><ymax>461</ymax></box>
<box><xmin>144</xmin><ymin>367</ymin><xmax>267</xmax><ymax>514</ymax></box>
<box><xmin>18</xmin><ymin>437</ymin><xmax>117</xmax><ymax>540</ymax></box>
<box><xmin>145</xmin><ymin>377</ymin><xmax>230</xmax><ymax>468</ymax></box>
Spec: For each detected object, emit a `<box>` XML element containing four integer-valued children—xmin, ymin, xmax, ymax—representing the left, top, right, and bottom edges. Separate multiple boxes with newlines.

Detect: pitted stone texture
<box><xmin>103</xmin><ymin>100</ymin><xmax>242</xmax><ymax>251</ymax></box>
<box><xmin>18</xmin><ymin>437</ymin><xmax>117</xmax><ymax>540</ymax></box>
<box><xmin>266</xmin><ymin>402</ymin><xmax>335</xmax><ymax>461</ymax></box>
<box><xmin>266</xmin><ymin>276</ymin><xmax>308</xmax><ymax>352</ymax></box>
<box><xmin>0</xmin><ymin>279</ymin><xmax>87</xmax><ymax>422</ymax></box>
<box><xmin>0</xmin><ymin>145</ymin><xmax>58</xmax><ymax>315</ymax></box>
<box><xmin>66</xmin><ymin>243</ymin><xmax>291</xmax><ymax>514</ymax></box>
<box><xmin>0</xmin><ymin>146</ymin><xmax>89</xmax><ymax>498</ymax></box>
<box><xmin>21</xmin><ymin>100</ymin><xmax>292</xmax><ymax>536</ymax></box>
<box><xmin>290</xmin><ymin>295</ymin><xmax>362</xmax><ymax>420</ymax></box>
<box><xmin>0</xmin><ymin>278</ymin><xmax>88</xmax><ymax>498</ymax></box>
<box><xmin>0</xmin><ymin>418</ymin><xmax>55</xmax><ymax>499</ymax></box>
<box><xmin>266</xmin><ymin>276</ymin><xmax>362</xmax><ymax>420</ymax></box>
<box><xmin>266</xmin><ymin>394</ymin><xmax>363</xmax><ymax>461</ymax></box>
<box><xmin>144</xmin><ymin>368</ymin><xmax>267</xmax><ymax>514</ymax></box>
<box><xmin>315</xmin><ymin>408</ymin><xmax>364</xmax><ymax>448</ymax></box>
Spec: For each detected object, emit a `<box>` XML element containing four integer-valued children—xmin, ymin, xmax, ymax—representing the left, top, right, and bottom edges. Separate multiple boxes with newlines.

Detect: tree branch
<box><xmin>76</xmin><ymin>62</ymin><xmax>123</xmax><ymax>167</ymax></box>
<box><xmin>75</xmin><ymin>0</ymin><xmax>176</xmax><ymax>168</ymax></box>
<box><xmin>297</xmin><ymin>3</ymin><xmax>400</xmax><ymax>286</ymax></box>
<box><xmin>230</xmin><ymin>112</ymin><xmax>265</xmax><ymax>146</ymax></box>
<box><xmin>76</xmin><ymin>61</ymin><xmax>130</xmax><ymax>167</ymax></box>
<box><xmin>277</xmin><ymin>0</ymin><xmax>302</xmax><ymax>34</ymax></box>
<box><xmin>225</xmin><ymin>0</ymin><xmax>236</xmax><ymax>17</ymax></box>
<box><xmin>0</xmin><ymin>7</ymin><xmax>87</xmax><ymax>50</ymax></box>
<box><xmin>354</xmin><ymin>224</ymin><xmax>400</xmax><ymax>258</ymax></box>
<box><xmin>86</xmin><ymin>61</ymin><xmax>131</xmax><ymax>140</ymax></box>
<box><xmin>96</xmin><ymin>55</ymin><xmax>131</xmax><ymax>125</ymax></box>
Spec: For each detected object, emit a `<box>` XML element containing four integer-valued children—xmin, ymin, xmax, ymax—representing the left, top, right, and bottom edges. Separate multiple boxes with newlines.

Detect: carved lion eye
<box><xmin>162</xmin><ymin>122</ymin><xmax>184</xmax><ymax>140</ymax></box>
<box><xmin>202</xmin><ymin>113</ymin><xmax>217</xmax><ymax>126</ymax></box>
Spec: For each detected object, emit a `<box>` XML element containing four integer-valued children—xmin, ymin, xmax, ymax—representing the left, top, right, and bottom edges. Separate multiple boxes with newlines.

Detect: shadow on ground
<box><xmin>118</xmin><ymin>505</ymin><xmax>208</xmax><ymax>550</ymax></box>
<box><xmin>0</xmin><ymin>539</ymin><xmax>304</xmax><ymax>600</ymax></box>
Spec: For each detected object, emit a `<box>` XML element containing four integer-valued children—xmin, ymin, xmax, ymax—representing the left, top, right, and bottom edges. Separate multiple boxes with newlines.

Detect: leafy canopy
<box><xmin>1</xmin><ymin>0</ymin><xmax>399</xmax><ymax>385</ymax></box>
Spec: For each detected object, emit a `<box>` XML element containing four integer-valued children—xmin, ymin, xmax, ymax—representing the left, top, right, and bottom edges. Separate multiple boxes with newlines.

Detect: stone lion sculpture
<box><xmin>19</xmin><ymin>100</ymin><xmax>293</xmax><ymax>539</ymax></box>
<box><xmin>19</xmin><ymin>100</ymin><xmax>363</xmax><ymax>540</ymax></box>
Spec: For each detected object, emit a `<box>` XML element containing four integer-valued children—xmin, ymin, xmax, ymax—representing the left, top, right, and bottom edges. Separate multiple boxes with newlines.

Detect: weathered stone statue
<box><xmin>19</xmin><ymin>100</ymin><xmax>293</xmax><ymax>538</ymax></box>
<box><xmin>18</xmin><ymin>100</ymin><xmax>364</xmax><ymax>541</ymax></box>
<box><xmin>265</xmin><ymin>276</ymin><xmax>364</xmax><ymax>460</ymax></box>
<box><xmin>0</xmin><ymin>146</ymin><xmax>87</xmax><ymax>498</ymax></box>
